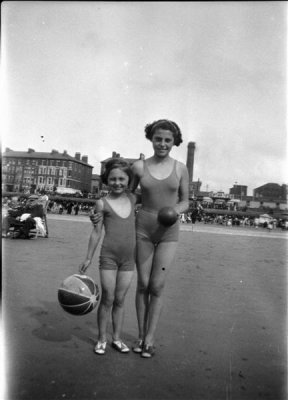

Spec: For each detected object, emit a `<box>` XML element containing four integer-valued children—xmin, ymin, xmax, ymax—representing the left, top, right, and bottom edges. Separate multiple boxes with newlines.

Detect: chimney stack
<box><xmin>186</xmin><ymin>142</ymin><xmax>196</xmax><ymax>196</ymax></box>
<box><xmin>75</xmin><ymin>152</ymin><xmax>81</xmax><ymax>160</ymax></box>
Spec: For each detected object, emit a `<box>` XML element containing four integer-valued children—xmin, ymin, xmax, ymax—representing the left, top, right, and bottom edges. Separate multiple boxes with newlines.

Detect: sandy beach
<box><xmin>2</xmin><ymin>214</ymin><xmax>287</xmax><ymax>400</ymax></box>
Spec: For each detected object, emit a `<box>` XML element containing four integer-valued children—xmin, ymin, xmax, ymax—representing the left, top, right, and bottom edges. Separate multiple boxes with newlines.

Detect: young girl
<box><xmin>79</xmin><ymin>158</ymin><xmax>136</xmax><ymax>355</ymax></box>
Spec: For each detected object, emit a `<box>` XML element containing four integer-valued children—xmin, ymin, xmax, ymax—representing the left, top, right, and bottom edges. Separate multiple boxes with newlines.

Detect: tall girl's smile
<box><xmin>152</xmin><ymin>129</ymin><xmax>175</xmax><ymax>157</ymax></box>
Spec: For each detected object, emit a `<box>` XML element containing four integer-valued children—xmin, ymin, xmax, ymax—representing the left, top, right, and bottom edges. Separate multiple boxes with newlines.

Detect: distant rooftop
<box><xmin>2</xmin><ymin>148</ymin><xmax>93</xmax><ymax>167</ymax></box>
<box><xmin>101</xmin><ymin>151</ymin><xmax>145</xmax><ymax>165</ymax></box>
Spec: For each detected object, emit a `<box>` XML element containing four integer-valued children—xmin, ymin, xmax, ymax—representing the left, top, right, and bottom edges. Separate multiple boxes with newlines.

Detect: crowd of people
<box><xmin>47</xmin><ymin>200</ymin><xmax>86</xmax><ymax>215</ymax></box>
<box><xmin>3</xmin><ymin>195</ymin><xmax>287</xmax><ymax>236</ymax></box>
<box><xmin>2</xmin><ymin>190</ymin><xmax>49</xmax><ymax>238</ymax></box>
<box><xmin>179</xmin><ymin>211</ymin><xmax>288</xmax><ymax>230</ymax></box>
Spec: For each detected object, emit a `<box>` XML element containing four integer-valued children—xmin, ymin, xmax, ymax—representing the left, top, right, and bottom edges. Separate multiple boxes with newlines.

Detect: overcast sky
<box><xmin>1</xmin><ymin>1</ymin><xmax>287</xmax><ymax>195</ymax></box>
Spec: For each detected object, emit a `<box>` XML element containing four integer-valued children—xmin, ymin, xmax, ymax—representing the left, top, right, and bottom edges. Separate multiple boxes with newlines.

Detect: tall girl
<box><xmin>131</xmin><ymin>119</ymin><xmax>189</xmax><ymax>358</ymax></box>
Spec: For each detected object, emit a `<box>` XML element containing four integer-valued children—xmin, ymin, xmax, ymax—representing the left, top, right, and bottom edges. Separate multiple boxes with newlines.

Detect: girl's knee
<box><xmin>101</xmin><ymin>293</ymin><xmax>114</xmax><ymax>308</ymax></box>
<box><xmin>113</xmin><ymin>294</ymin><xmax>126</xmax><ymax>308</ymax></box>
<box><xmin>137</xmin><ymin>280</ymin><xmax>149</xmax><ymax>295</ymax></box>
<box><xmin>149</xmin><ymin>282</ymin><xmax>165</xmax><ymax>297</ymax></box>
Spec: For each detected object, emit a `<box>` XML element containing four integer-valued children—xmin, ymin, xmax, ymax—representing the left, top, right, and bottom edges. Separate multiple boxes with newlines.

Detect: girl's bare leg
<box><xmin>135</xmin><ymin>239</ymin><xmax>155</xmax><ymax>340</ymax></box>
<box><xmin>112</xmin><ymin>270</ymin><xmax>134</xmax><ymax>341</ymax></box>
<box><xmin>97</xmin><ymin>269</ymin><xmax>117</xmax><ymax>342</ymax></box>
<box><xmin>144</xmin><ymin>241</ymin><xmax>178</xmax><ymax>346</ymax></box>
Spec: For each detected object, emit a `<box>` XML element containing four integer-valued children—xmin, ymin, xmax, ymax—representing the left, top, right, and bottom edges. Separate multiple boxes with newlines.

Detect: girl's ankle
<box><xmin>144</xmin><ymin>336</ymin><xmax>154</xmax><ymax>346</ymax></box>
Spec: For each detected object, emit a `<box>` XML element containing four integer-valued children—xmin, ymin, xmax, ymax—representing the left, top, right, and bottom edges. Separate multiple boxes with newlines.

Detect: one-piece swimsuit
<box><xmin>136</xmin><ymin>160</ymin><xmax>180</xmax><ymax>244</ymax></box>
<box><xmin>100</xmin><ymin>193</ymin><xmax>136</xmax><ymax>271</ymax></box>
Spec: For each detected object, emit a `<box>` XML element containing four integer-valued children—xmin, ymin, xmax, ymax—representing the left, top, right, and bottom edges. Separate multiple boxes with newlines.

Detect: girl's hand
<box><xmin>89</xmin><ymin>210</ymin><xmax>103</xmax><ymax>227</ymax></box>
<box><xmin>79</xmin><ymin>259</ymin><xmax>91</xmax><ymax>274</ymax></box>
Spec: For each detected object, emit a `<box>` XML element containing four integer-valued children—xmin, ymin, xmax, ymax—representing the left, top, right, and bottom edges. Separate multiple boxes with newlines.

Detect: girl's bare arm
<box><xmin>174</xmin><ymin>162</ymin><xmax>190</xmax><ymax>215</ymax></box>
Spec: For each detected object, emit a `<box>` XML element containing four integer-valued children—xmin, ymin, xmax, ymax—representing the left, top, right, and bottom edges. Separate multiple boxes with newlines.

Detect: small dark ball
<box><xmin>157</xmin><ymin>207</ymin><xmax>178</xmax><ymax>227</ymax></box>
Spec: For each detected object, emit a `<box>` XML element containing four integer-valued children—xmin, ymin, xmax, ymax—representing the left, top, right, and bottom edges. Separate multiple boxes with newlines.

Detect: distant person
<box><xmin>67</xmin><ymin>203</ymin><xmax>73</xmax><ymax>215</ymax></box>
<box><xmin>38</xmin><ymin>189</ymin><xmax>49</xmax><ymax>237</ymax></box>
<box><xmin>79</xmin><ymin>158</ymin><xmax>137</xmax><ymax>355</ymax></box>
<box><xmin>38</xmin><ymin>189</ymin><xmax>49</xmax><ymax>209</ymax></box>
<box><xmin>180</xmin><ymin>213</ymin><xmax>186</xmax><ymax>223</ymax></box>
<box><xmin>74</xmin><ymin>204</ymin><xmax>80</xmax><ymax>215</ymax></box>
<box><xmin>254</xmin><ymin>217</ymin><xmax>259</xmax><ymax>229</ymax></box>
<box><xmin>2</xmin><ymin>195</ymin><xmax>44</xmax><ymax>238</ymax></box>
<box><xmin>267</xmin><ymin>220</ymin><xmax>273</xmax><ymax>232</ymax></box>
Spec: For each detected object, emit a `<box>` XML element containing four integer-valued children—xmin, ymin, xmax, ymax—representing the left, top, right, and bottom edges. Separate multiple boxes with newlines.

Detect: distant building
<box><xmin>189</xmin><ymin>180</ymin><xmax>202</xmax><ymax>199</ymax></box>
<box><xmin>195</xmin><ymin>183</ymin><xmax>287</xmax><ymax>212</ymax></box>
<box><xmin>186</xmin><ymin>142</ymin><xmax>196</xmax><ymax>197</ymax></box>
<box><xmin>253</xmin><ymin>183</ymin><xmax>287</xmax><ymax>201</ymax></box>
<box><xmin>100</xmin><ymin>151</ymin><xmax>145</xmax><ymax>175</ymax></box>
<box><xmin>2</xmin><ymin>148</ymin><xmax>93</xmax><ymax>194</ymax></box>
<box><xmin>229</xmin><ymin>184</ymin><xmax>247</xmax><ymax>199</ymax></box>
<box><xmin>91</xmin><ymin>174</ymin><xmax>101</xmax><ymax>195</ymax></box>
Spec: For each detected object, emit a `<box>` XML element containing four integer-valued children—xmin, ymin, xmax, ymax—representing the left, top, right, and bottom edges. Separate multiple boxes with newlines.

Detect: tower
<box><xmin>186</xmin><ymin>142</ymin><xmax>196</xmax><ymax>196</ymax></box>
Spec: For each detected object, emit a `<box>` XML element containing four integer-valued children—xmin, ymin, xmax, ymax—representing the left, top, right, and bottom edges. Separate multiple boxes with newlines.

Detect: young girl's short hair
<box><xmin>101</xmin><ymin>158</ymin><xmax>133</xmax><ymax>185</ymax></box>
<box><xmin>144</xmin><ymin>119</ymin><xmax>183</xmax><ymax>147</ymax></box>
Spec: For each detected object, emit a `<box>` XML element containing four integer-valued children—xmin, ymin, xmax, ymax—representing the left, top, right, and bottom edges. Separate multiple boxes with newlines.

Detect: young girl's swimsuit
<box><xmin>136</xmin><ymin>160</ymin><xmax>180</xmax><ymax>244</ymax></box>
<box><xmin>100</xmin><ymin>193</ymin><xmax>136</xmax><ymax>271</ymax></box>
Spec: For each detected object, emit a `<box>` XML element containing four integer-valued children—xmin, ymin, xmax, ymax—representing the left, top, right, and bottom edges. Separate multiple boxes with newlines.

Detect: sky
<box><xmin>1</xmin><ymin>1</ymin><xmax>287</xmax><ymax>195</ymax></box>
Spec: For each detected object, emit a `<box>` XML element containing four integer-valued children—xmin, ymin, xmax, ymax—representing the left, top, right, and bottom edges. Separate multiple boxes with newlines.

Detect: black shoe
<box><xmin>141</xmin><ymin>344</ymin><xmax>155</xmax><ymax>358</ymax></box>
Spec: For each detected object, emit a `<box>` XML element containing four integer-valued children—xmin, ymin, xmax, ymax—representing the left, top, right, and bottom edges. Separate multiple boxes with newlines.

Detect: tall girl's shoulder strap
<box><xmin>132</xmin><ymin>158</ymin><xmax>145</xmax><ymax>177</ymax></box>
<box><xmin>95</xmin><ymin>198</ymin><xmax>105</xmax><ymax>213</ymax></box>
<box><xmin>174</xmin><ymin>159</ymin><xmax>183</xmax><ymax>181</ymax></box>
<box><xmin>175</xmin><ymin>160</ymin><xmax>189</xmax><ymax>183</ymax></box>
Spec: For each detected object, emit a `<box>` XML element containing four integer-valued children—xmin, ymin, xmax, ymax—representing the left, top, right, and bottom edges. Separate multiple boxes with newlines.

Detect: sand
<box><xmin>2</xmin><ymin>214</ymin><xmax>287</xmax><ymax>400</ymax></box>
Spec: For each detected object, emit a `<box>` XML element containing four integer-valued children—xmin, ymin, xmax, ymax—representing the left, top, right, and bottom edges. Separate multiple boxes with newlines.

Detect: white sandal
<box><xmin>94</xmin><ymin>341</ymin><xmax>107</xmax><ymax>355</ymax></box>
<box><xmin>111</xmin><ymin>340</ymin><xmax>130</xmax><ymax>353</ymax></box>
<box><xmin>132</xmin><ymin>339</ymin><xmax>144</xmax><ymax>353</ymax></box>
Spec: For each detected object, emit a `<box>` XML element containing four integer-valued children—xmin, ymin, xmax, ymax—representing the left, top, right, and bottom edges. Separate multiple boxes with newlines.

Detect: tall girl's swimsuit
<box><xmin>100</xmin><ymin>193</ymin><xmax>136</xmax><ymax>271</ymax></box>
<box><xmin>136</xmin><ymin>160</ymin><xmax>180</xmax><ymax>244</ymax></box>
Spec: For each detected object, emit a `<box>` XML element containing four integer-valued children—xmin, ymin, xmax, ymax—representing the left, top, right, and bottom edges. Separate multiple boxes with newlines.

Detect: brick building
<box><xmin>91</xmin><ymin>174</ymin><xmax>101</xmax><ymax>195</ymax></box>
<box><xmin>253</xmin><ymin>183</ymin><xmax>287</xmax><ymax>201</ymax></box>
<box><xmin>2</xmin><ymin>148</ymin><xmax>93</xmax><ymax>194</ymax></box>
<box><xmin>229</xmin><ymin>184</ymin><xmax>248</xmax><ymax>199</ymax></box>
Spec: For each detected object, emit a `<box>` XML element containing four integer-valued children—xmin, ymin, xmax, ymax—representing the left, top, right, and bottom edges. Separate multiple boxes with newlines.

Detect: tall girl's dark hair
<box><xmin>144</xmin><ymin>119</ymin><xmax>183</xmax><ymax>146</ymax></box>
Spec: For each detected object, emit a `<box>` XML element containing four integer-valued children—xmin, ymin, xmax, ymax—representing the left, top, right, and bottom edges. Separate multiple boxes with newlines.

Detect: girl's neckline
<box><xmin>145</xmin><ymin>159</ymin><xmax>175</xmax><ymax>181</ymax></box>
<box><xmin>105</xmin><ymin>194</ymin><xmax>132</xmax><ymax>219</ymax></box>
